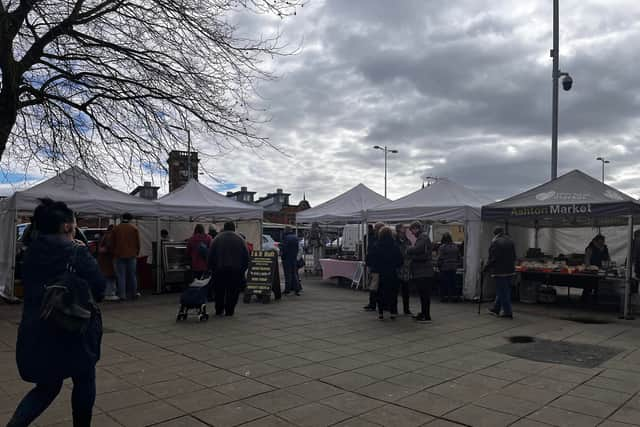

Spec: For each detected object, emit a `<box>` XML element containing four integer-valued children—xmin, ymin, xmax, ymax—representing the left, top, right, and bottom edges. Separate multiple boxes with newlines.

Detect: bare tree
<box><xmin>0</xmin><ymin>0</ymin><xmax>303</xmax><ymax>177</ymax></box>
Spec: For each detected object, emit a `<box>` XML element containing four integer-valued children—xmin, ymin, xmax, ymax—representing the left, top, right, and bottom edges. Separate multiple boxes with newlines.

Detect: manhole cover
<box><xmin>509</xmin><ymin>336</ymin><xmax>535</xmax><ymax>344</ymax></box>
<box><xmin>492</xmin><ymin>338</ymin><xmax>622</xmax><ymax>368</ymax></box>
<box><xmin>558</xmin><ymin>316</ymin><xmax>612</xmax><ymax>325</ymax></box>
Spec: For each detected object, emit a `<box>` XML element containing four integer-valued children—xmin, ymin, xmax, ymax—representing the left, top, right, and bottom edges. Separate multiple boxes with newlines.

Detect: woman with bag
<box><xmin>369</xmin><ymin>227</ymin><xmax>404</xmax><ymax>320</ymax></box>
<box><xmin>186</xmin><ymin>224</ymin><xmax>213</xmax><ymax>280</ymax></box>
<box><xmin>437</xmin><ymin>232</ymin><xmax>460</xmax><ymax>302</ymax></box>
<box><xmin>406</xmin><ymin>221</ymin><xmax>434</xmax><ymax>322</ymax></box>
<box><xmin>8</xmin><ymin>199</ymin><xmax>106</xmax><ymax>427</ymax></box>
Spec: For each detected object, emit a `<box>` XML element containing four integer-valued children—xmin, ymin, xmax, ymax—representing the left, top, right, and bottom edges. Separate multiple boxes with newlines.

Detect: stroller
<box><xmin>176</xmin><ymin>276</ymin><xmax>211</xmax><ymax>322</ymax></box>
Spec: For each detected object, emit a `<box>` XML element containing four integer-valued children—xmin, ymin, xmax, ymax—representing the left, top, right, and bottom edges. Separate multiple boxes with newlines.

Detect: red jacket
<box><xmin>186</xmin><ymin>233</ymin><xmax>212</xmax><ymax>272</ymax></box>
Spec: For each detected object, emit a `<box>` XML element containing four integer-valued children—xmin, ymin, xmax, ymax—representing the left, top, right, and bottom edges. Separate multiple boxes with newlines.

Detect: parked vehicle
<box><xmin>80</xmin><ymin>227</ymin><xmax>107</xmax><ymax>256</ymax></box>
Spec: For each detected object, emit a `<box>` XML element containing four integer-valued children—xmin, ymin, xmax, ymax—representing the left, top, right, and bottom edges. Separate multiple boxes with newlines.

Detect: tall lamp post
<box><xmin>596</xmin><ymin>157</ymin><xmax>610</xmax><ymax>183</ymax></box>
<box><xmin>373</xmin><ymin>145</ymin><xmax>398</xmax><ymax>198</ymax></box>
<box><xmin>551</xmin><ymin>0</ymin><xmax>573</xmax><ymax>180</ymax></box>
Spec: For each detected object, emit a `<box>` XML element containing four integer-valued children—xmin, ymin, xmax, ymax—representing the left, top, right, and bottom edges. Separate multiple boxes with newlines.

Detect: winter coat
<box><xmin>585</xmin><ymin>242</ymin><xmax>610</xmax><ymax>268</ymax></box>
<box><xmin>486</xmin><ymin>234</ymin><xmax>517</xmax><ymax>276</ymax></box>
<box><xmin>406</xmin><ymin>232</ymin><xmax>434</xmax><ymax>278</ymax></box>
<box><xmin>111</xmin><ymin>222</ymin><xmax>140</xmax><ymax>259</ymax></box>
<box><xmin>186</xmin><ymin>233</ymin><xmax>212</xmax><ymax>272</ymax></box>
<box><xmin>437</xmin><ymin>243</ymin><xmax>460</xmax><ymax>272</ymax></box>
<box><xmin>369</xmin><ymin>239</ymin><xmax>404</xmax><ymax>280</ymax></box>
<box><xmin>97</xmin><ymin>231</ymin><xmax>115</xmax><ymax>278</ymax></box>
<box><xmin>208</xmin><ymin>231</ymin><xmax>249</xmax><ymax>273</ymax></box>
<box><xmin>281</xmin><ymin>233</ymin><xmax>299</xmax><ymax>262</ymax></box>
<box><xmin>16</xmin><ymin>235</ymin><xmax>106</xmax><ymax>383</ymax></box>
<box><xmin>395</xmin><ymin>236</ymin><xmax>412</xmax><ymax>282</ymax></box>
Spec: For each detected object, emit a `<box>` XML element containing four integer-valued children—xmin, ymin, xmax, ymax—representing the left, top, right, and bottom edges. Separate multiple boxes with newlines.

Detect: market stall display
<box><xmin>481</xmin><ymin>169</ymin><xmax>640</xmax><ymax>318</ymax></box>
<box><xmin>368</xmin><ymin>178</ymin><xmax>493</xmax><ymax>299</ymax></box>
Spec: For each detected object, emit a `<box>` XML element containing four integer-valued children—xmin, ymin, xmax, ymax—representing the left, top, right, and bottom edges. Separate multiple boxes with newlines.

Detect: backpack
<box><xmin>40</xmin><ymin>246</ymin><xmax>93</xmax><ymax>334</ymax></box>
<box><xmin>198</xmin><ymin>242</ymin><xmax>209</xmax><ymax>260</ymax></box>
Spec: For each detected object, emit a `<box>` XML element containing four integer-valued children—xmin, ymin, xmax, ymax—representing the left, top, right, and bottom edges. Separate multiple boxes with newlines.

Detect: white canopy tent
<box><xmin>0</xmin><ymin>167</ymin><xmax>159</xmax><ymax>298</ymax></box>
<box><xmin>295</xmin><ymin>183</ymin><xmax>389</xmax><ymax>224</ymax></box>
<box><xmin>156</xmin><ymin>179</ymin><xmax>263</xmax><ymax>221</ymax></box>
<box><xmin>368</xmin><ymin>178</ymin><xmax>494</xmax><ymax>299</ymax></box>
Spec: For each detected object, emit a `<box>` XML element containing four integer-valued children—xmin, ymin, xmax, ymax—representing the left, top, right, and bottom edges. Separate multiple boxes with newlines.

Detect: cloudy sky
<box><xmin>2</xmin><ymin>0</ymin><xmax>640</xmax><ymax>206</ymax></box>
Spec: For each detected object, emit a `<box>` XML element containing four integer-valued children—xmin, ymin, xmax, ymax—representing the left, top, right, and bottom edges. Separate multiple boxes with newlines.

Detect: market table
<box><xmin>319</xmin><ymin>258</ymin><xmax>362</xmax><ymax>282</ymax></box>
<box><xmin>516</xmin><ymin>267</ymin><xmax>623</xmax><ymax>304</ymax></box>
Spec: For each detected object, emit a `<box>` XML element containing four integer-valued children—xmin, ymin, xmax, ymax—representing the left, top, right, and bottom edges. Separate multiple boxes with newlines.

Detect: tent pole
<box><xmin>155</xmin><ymin>217</ymin><xmax>161</xmax><ymax>294</ymax></box>
<box><xmin>462</xmin><ymin>221</ymin><xmax>468</xmax><ymax>301</ymax></box>
<box><xmin>624</xmin><ymin>215</ymin><xmax>634</xmax><ymax>319</ymax></box>
<box><xmin>8</xmin><ymin>202</ymin><xmax>18</xmax><ymax>299</ymax></box>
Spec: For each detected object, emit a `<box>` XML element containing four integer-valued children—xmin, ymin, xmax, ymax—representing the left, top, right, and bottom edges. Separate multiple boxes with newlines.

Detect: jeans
<box><xmin>115</xmin><ymin>257</ymin><xmax>137</xmax><ymax>299</ymax></box>
<box><xmin>493</xmin><ymin>275</ymin><xmax>513</xmax><ymax>316</ymax></box>
<box><xmin>8</xmin><ymin>369</ymin><xmax>96</xmax><ymax>427</ymax></box>
<box><xmin>283</xmin><ymin>259</ymin><xmax>301</xmax><ymax>292</ymax></box>
<box><xmin>104</xmin><ymin>277</ymin><xmax>117</xmax><ymax>297</ymax></box>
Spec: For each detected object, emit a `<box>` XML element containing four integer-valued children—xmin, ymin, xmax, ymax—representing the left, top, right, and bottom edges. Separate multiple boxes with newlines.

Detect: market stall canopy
<box><xmin>296</xmin><ymin>183</ymin><xmax>389</xmax><ymax>224</ymax></box>
<box><xmin>157</xmin><ymin>179</ymin><xmax>263</xmax><ymax>220</ymax></box>
<box><xmin>0</xmin><ymin>166</ymin><xmax>157</xmax><ymax>216</ymax></box>
<box><xmin>367</xmin><ymin>178</ymin><xmax>493</xmax><ymax>222</ymax></box>
<box><xmin>482</xmin><ymin>170</ymin><xmax>640</xmax><ymax>227</ymax></box>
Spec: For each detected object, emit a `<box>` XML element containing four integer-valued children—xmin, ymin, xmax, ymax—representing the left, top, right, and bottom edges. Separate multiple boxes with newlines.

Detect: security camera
<box><xmin>562</xmin><ymin>74</ymin><xmax>573</xmax><ymax>91</ymax></box>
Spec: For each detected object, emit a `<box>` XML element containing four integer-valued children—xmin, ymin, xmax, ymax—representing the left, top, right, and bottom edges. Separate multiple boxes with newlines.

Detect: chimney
<box><xmin>241</xmin><ymin>186</ymin><xmax>247</xmax><ymax>192</ymax></box>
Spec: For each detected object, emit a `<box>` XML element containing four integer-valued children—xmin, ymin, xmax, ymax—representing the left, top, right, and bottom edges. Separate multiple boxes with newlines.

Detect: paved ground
<box><xmin>1</xmin><ymin>278</ymin><xmax>640</xmax><ymax>427</ymax></box>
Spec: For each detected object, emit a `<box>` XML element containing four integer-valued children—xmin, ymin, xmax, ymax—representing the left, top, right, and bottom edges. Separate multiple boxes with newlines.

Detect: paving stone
<box><xmin>257</xmin><ymin>370</ymin><xmax>311</xmax><ymax>388</ymax></box>
<box><xmin>110</xmin><ymin>400</ymin><xmax>184</xmax><ymax>427</ymax></box>
<box><xmin>510</xmin><ymin>420</ymin><xmax>558</xmax><ymax>427</ymax></box>
<box><xmin>528</xmin><ymin>406</ymin><xmax>602</xmax><ymax>427</ymax></box>
<box><xmin>354</xmin><ymin>364</ymin><xmax>406</xmax><ymax>380</ymax></box>
<box><xmin>586</xmin><ymin>376</ymin><xmax>640</xmax><ymax>394</ymax></box>
<box><xmin>333</xmin><ymin>417</ymin><xmax>382</xmax><ymax>427</ymax></box>
<box><xmin>397</xmin><ymin>391</ymin><xmax>465</xmax><ymax>416</ymax></box>
<box><xmin>385</xmin><ymin>372</ymin><xmax>443</xmax><ymax>390</ymax></box>
<box><xmin>476</xmin><ymin>366</ymin><xmax>529</xmax><ymax>382</ymax></box>
<box><xmin>229</xmin><ymin>362</ymin><xmax>283</xmax><ymax>378</ymax></box>
<box><xmin>285</xmin><ymin>380</ymin><xmax>343</xmax><ymax>401</ymax></box>
<box><xmin>153</xmin><ymin>416</ymin><xmax>210</xmax><ymax>426</ymax></box>
<box><xmin>568</xmin><ymin>384</ymin><xmax>632</xmax><ymax>406</ymax></box>
<box><xmin>358</xmin><ymin>381</ymin><xmax>417</xmax><ymax>402</ymax></box>
<box><xmin>320</xmin><ymin>392</ymin><xmax>385</xmax><ymax>416</ymax></box>
<box><xmin>428</xmin><ymin>381</ymin><xmax>491</xmax><ymax>403</ymax></box>
<box><xmin>95</xmin><ymin>388</ymin><xmax>157</xmax><ymax>412</ymax></box>
<box><xmin>188</xmin><ymin>369</ymin><xmax>245</xmax><ymax>388</ymax></box>
<box><xmin>610</xmin><ymin>406</ymin><xmax>640</xmax><ymax>425</ymax></box>
<box><xmin>550</xmin><ymin>394</ymin><xmax>619</xmax><ymax>418</ymax></box>
<box><xmin>195</xmin><ymin>401</ymin><xmax>268</xmax><ymax>427</ymax></box>
<box><xmin>166</xmin><ymin>389</ymin><xmax>233</xmax><ymax>413</ymax></box>
<box><xmin>518</xmin><ymin>375</ymin><xmax>577</xmax><ymax>393</ymax></box>
<box><xmin>323</xmin><ymin>357</ymin><xmax>374</xmax><ymax>371</ymax></box>
<box><xmin>452</xmin><ymin>373</ymin><xmax>511</xmax><ymax>390</ymax></box>
<box><xmin>360</xmin><ymin>403</ymin><xmax>432</xmax><ymax>427</ymax></box>
<box><xmin>243</xmin><ymin>389</ymin><xmax>309</xmax><ymax>413</ymax></box>
<box><xmin>239</xmin><ymin>415</ymin><xmax>296</xmax><ymax>427</ymax></box>
<box><xmin>423</xmin><ymin>420</ymin><xmax>467</xmax><ymax>427</ymax></box>
<box><xmin>214</xmin><ymin>378</ymin><xmax>274</xmax><ymax>400</ymax></box>
<box><xmin>499</xmin><ymin>383</ymin><xmax>562</xmax><ymax>405</ymax></box>
<box><xmin>266</xmin><ymin>355</ymin><xmax>314</xmax><ymax>369</ymax></box>
<box><xmin>446</xmin><ymin>404</ymin><xmax>519</xmax><ymax>427</ymax></box>
<box><xmin>322</xmin><ymin>372</ymin><xmax>379</xmax><ymax>390</ymax></box>
<box><xmin>142</xmin><ymin>378</ymin><xmax>204</xmax><ymax>399</ymax></box>
<box><xmin>279</xmin><ymin>402</ymin><xmax>351</xmax><ymax>427</ymax></box>
<box><xmin>298</xmin><ymin>350</ymin><xmax>342</xmax><ymax>362</ymax></box>
<box><xmin>291</xmin><ymin>363</ymin><xmax>344</xmax><ymax>379</ymax></box>
<box><xmin>474</xmin><ymin>392</ymin><xmax>542</xmax><ymax>416</ymax></box>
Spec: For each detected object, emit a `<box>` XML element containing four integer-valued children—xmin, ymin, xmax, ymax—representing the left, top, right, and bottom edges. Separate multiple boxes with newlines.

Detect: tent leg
<box><xmin>623</xmin><ymin>215</ymin><xmax>634</xmax><ymax>319</ymax></box>
<box><xmin>155</xmin><ymin>217</ymin><xmax>162</xmax><ymax>294</ymax></box>
<box><xmin>4</xmin><ymin>204</ymin><xmax>19</xmax><ymax>302</ymax></box>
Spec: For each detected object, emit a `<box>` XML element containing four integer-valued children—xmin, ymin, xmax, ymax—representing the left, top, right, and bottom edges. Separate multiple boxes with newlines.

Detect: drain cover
<box><xmin>493</xmin><ymin>338</ymin><xmax>622</xmax><ymax>368</ymax></box>
<box><xmin>508</xmin><ymin>336</ymin><xmax>535</xmax><ymax>344</ymax></box>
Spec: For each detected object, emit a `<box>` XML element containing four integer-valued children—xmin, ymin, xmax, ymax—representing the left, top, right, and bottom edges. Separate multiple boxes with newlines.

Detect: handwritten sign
<box><xmin>246</xmin><ymin>250</ymin><xmax>280</xmax><ymax>295</ymax></box>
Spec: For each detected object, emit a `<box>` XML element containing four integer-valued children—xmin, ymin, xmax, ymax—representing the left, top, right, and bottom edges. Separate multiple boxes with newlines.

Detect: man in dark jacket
<box><xmin>406</xmin><ymin>221</ymin><xmax>434</xmax><ymax>322</ymax></box>
<box><xmin>208</xmin><ymin>222</ymin><xmax>249</xmax><ymax>316</ymax></box>
<box><xmin>281</xmin><ymin>227</ymin><xmax>301</xmax><ymax>295</ymax></box>
<box><xmin>395</xmin><ymin>223</ymin><xmax>412</xmax><ymax>314</ymax></box>
<box><xmin>364</xmin><ymin>223</ymin><xmax>385</xmax><ymax>311</ymax></box>
<box><xmin>485</xmin><ymin>227</ymin><xmax>516</xmax><ymax>319</ymax></box>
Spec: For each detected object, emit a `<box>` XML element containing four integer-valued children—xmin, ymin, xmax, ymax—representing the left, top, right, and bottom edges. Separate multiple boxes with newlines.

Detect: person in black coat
<box><xmin>8</xmin><ymin>199</ymin><xmax>105</xmax><ymax>427</ymax></box>
<box><xmin>369</xmin><ymin>227</ymin><xmax>404</xmax><ymax>320</ymax></box>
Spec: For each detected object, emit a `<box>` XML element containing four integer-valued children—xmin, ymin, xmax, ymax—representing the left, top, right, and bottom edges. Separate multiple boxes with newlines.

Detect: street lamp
<box><xmin>596</xmin><ymin>157</ymin><xmax>610</xmax><ymax>183</ymax></box>
<box><xmin>551</xmin><ymin>0</ymin><xmax>573</xmax><ymax>180</ymax></box>
<box><xmin>373</xmin><ymin>145</ymin><xmax>398</xmax><ymax>198</ymax></box>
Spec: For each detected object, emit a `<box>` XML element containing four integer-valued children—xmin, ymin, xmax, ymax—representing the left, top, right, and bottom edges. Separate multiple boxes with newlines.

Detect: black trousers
<box><xmin>411</xmin><ymin>277</ymin><xmax>432</xmax><ymax>317</ymax></box>
<box><xmin>377</xmin><ymin>276</ymin><xmax>400</xmax><ymax>315</ymax></box>
<box><xmin>214</xmin><ymin>269</ymin><xmax>242</xmax><ymax>316</ymax></box>
<box><xmin>8</xmin><ymin>368</ymin><xmax>95</xmax><ymax>427</ymax></box>
<box><xmin>399</xmin><ymin>280</ymin><xmax>410</xmax><ymax>313</ymax></box>
<box><xmin>439</xmin><ymin>270</ymin><xmax>456</xmax><ymax>300</ymax></box>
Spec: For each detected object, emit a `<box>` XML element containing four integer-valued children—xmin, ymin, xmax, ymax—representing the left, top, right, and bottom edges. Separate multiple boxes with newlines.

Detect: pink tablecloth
<box><xmin>319</xmin><ymin>259</ymin><xmax>362</xmax><ymax>281</ymax></box>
